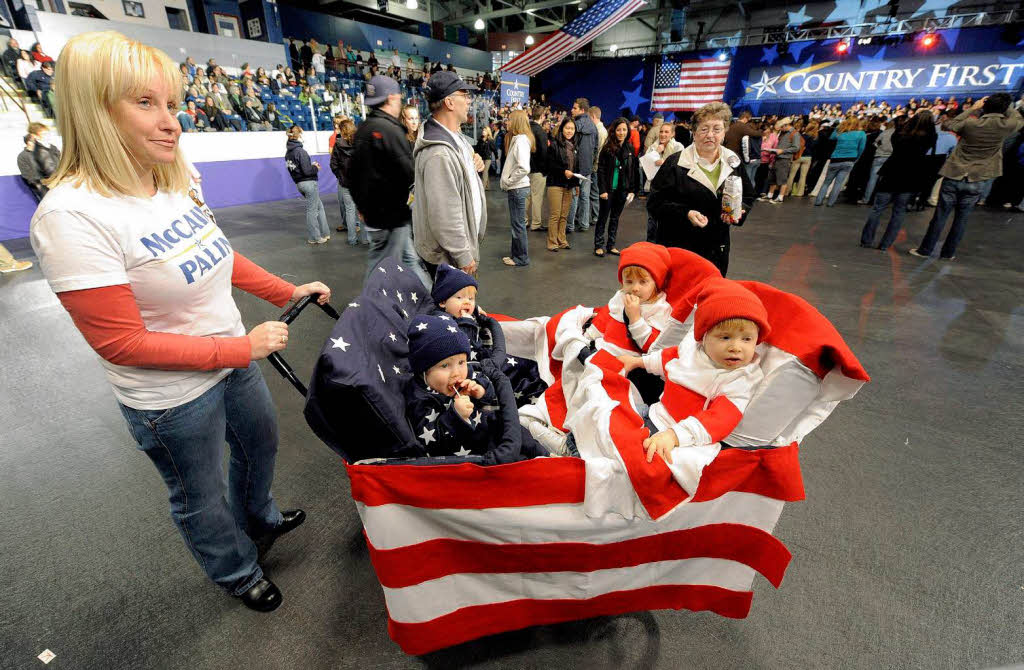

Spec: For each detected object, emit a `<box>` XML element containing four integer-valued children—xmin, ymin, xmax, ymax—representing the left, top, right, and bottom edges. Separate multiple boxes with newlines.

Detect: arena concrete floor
<box><xmin>1</xmin><ymin>187</ymin><xmax>1022</xmax><ymax>670</ymax></box>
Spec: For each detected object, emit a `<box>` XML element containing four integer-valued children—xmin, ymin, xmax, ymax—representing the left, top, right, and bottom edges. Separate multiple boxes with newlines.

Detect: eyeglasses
<box><xmin>695</xmin><ymin>125</ymin><xmax>725</xmax><ymax>136</ymax></box>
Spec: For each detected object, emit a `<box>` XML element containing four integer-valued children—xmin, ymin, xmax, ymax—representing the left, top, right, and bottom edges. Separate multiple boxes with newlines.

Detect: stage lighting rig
<box><xmin>835</xmin><ymin>39</ymin><xmax>850</xmax><ymax>55</ymax></box>
<box><xmin>920</xmin><ymin>32</ymin><xmax>937</xmax><ymax>48</ymax></box>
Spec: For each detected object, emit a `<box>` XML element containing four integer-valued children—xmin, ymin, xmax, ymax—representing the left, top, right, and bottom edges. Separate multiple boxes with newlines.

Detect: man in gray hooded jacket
<box><xmin>413</xmin><ymin>72</ymin><xmax>487</xmax><ymax>276</ymax></box>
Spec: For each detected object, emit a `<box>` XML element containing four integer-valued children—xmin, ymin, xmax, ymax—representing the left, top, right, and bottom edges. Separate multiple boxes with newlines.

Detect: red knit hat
<box><xmin>617</xmin><ymin>242</ymin><xmax>672</xmax><ymax>289</ymax></box>
<box><xmin>693</xmin><ymin>277</ymin><xmax>772</xmax><ymax>343</ymax></box>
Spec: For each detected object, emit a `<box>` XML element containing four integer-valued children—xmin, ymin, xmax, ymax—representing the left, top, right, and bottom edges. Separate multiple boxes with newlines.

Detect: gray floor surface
<box><xmin>1</xmin><ymin>188</ymin><xmax>1022</xmax><ymax>670</ymax></box>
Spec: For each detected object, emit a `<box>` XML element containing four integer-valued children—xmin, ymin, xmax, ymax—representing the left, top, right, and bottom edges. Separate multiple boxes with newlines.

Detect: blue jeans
<box><xmin>566</xmin><ymin>185</ymin><xmax>578</xmax><ymax>233</ymax></box>
<box><xmin>815</xmin><ymin>160</ymin><xmax>854</xmax><ymax>206</ymax></box>
<box><xmin>916</xmin><ymin>177</ymin><xmax>990</xmax><ymax>258</ymax></box>
<box><xmin>296</xmin><ymin>180</ymin><xmax>329</xmax><ymax>242</ymax></box>
<box><xmin>573</xmin><ymin>176</ymin><xmax>593</xmax><ymax>231</ymax></box>
<box><xmin>338</xmin><ymin>186</ymin><xmax>368</xmax><ymax>245</ymax></box>
<box><xmin>744</xmin><ymin>161</ymin><xmax>758</xmax><ymax>188</ymax></box>
<box><xmin>860</xmin><ymin>191</ymin><xmax>911</xmax><ymax>249</ymax></box>
<box><xmin>589</xmin><ymin>173</ymin><xmax>600</xmax><ymax>225</ymax></box>
<box><xmin>863</xmin><ymin>154</ymin><xmax>888</xmax><ymax>203</ymax></box>
<box><xmin>365</xmin><ymin>223</ymin><xmax>432</xmax><ymax>287</ymax></box>
<box><xmin>178</xmin><ymin>113</ymin><xmax>196</xmax><ymax>132</ymax></box>
<box><xmin>118</xmin><ymin>363</ymin><xmax>283</xmax><ymax>596</ymax></box>
<box><xmin>595</xmin><ymin>190</ymin><xmax>627</xmax><ymax>251</ymax></box>
<box><xmin>506</xmin><ymin>186</ymin><xmax>530</xmax><ymax>265</ymax></box>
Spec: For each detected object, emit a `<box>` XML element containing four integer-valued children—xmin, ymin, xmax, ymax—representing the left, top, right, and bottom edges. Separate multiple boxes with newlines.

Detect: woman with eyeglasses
<box><xmin>647</xmin><ymin>102</ymin><xmax>755</xmax><ymax>276</ymax></box>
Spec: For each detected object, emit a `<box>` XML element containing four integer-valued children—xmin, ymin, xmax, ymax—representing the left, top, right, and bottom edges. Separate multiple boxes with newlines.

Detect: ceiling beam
<box><xmin>449</xmin><ymin>0</ymin><xmax>581</xmax><ymax>23</ymax></box>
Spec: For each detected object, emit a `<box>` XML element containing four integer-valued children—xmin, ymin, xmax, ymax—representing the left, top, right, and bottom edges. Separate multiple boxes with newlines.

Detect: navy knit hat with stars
<box><xmin>407</xmin><ymin>314</ymin><xmax>471</xmax><ymax>373</ymax></box>
<box><xmin>430</xmin><ymin>264</ymin><xmax>478</xmax><ymax>305</ymax></box>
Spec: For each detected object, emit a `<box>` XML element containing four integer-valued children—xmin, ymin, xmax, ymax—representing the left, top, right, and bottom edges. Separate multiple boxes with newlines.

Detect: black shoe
<box><xmin>255</xmin><ymin>509</ymin><xmax>306</xmax><ymax>562</ymax></box>
<box><xmin>239</xmin><ymin>578</ymin><xmax>282</xmax><ymax>612</ymax></box>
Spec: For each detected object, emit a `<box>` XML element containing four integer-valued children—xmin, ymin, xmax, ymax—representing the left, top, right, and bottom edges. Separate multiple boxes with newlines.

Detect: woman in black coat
<box><xmin>647</xmin><ymin>103</ymin><xmax>755</xmax><ymax>276</ymax></box>
<box><xmin>544</xmin><ymin>116</ymin><xmax>580</xmax><ymax>252</ymax></box>
<box><xmin>594</xmin><ymin>117</ymin><xmax>641</xmax><ymax>256</ymax></box>
<box><xmin>859</xmin><ymin>111</ymin><xmax>937</xmax><ymax>251</ymax></box>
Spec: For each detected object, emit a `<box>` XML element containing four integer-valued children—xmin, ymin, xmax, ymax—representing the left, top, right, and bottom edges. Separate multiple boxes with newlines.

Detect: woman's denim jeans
<box><xmin>860</xmin><ymin>191</ymin><xmax>911</xmax><ymax>249</ymax></box>
<box><xmin>118</xmin><ymin>362</ymin><xmax>283</xmax><ymax>596</ymax></box>
<box><xmin>297</xmin><ymin>179</ymin><xmax>330</xmax><ymax>242</ymax></box>
<box><xmin>338</xmin><ymin>186</ymin><xmax>368</xmax><ymax>245</ymax></box>
<box><xmin>507</xmin><ymin>186</ymin><xmax>530</xmax><ymax>265</ymax></box>
<box><xmin>815</xmin><ymin>160</ymin><xmax>854</xmax><ymax>206</ymax></box>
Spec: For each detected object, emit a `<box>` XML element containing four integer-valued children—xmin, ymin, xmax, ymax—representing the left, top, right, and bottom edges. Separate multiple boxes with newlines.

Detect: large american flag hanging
<box><xmin>502</xmin><ymin>0</ymin><xmax>647</xmax><ymax>77</ymax></box>
<box><xmin>651</xmin><ymin>58</ymin><xmax>732</xmax><ymax>111</ymax></box>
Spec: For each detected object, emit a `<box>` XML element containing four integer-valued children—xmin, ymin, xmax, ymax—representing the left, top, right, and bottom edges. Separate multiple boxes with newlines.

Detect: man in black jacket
<box><xmin>348</xmin><ymin>75</ymin><xmax>429</xmax><ymax>284</ymax></box>
<box><xmin>2</xmin><ymin>37</ymin><xmax>21</xmax><ymax>79</ymax></box>
<box><xmin>527</xmin><ymin>106</ymin><xmax>549</xmax><ymax>230</ymax></box>
<box><xmin>299</xmin><ymin>40</ymin><xmax>313</xmax><ymax>73</ymax></box>
<box><xmin>25</xmin><ymin>62</ymin><xmax>54</xmax><ymax>117</ymax></box>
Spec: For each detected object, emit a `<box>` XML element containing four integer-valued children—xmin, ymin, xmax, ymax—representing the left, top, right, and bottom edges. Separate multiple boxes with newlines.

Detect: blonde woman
<box><xmin>500</xmin><ymin>109</ymin><xmax>535</xmax><ymax>266</ymax></box>
<box><xmin>814</xmin><ymin>117</ymin><xmax>866</xmax><ymax>206</ymax></box>
<box><xmin>29</xmin><ymin>32</ymin><xmax>332</xmax><ymax>612</ymax></box>
<box><xmin>400</xmin><ymin>103</ymin><xmax>420</xmax><ymax>149</ymax></box>
<box><xmin>475</xmin><ymin>125</ymin><xmax>495</xmax><ymax>189</ymax></box>
<box><xmin>647</xmin><ymin>102</ymin><xmax>754</xmax><ymax>275</ymax></box>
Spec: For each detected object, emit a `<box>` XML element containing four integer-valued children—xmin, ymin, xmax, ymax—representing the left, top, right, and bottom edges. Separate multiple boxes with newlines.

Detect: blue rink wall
<box><xmin>0</xmin><ymin>131</ymin><xmax>336</xmax><ymax>242</ymax></box>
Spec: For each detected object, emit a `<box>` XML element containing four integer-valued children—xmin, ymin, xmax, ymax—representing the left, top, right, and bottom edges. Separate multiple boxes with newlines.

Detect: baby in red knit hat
<box><xmin>584</xmin><ymin>242</ymin><xmax>674</xmax><ymax>356</ymax></box>
<box><xmin>618</xmin><ymin>277</ymin><xmax>769</xmax><ymax>474</ymax></box>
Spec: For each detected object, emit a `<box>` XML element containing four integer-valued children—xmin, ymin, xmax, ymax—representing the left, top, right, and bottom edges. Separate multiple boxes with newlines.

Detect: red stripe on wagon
<box><xmin>368</xmin><ymin>522</ymin><xmax>792</xmax><ymax>589</ymax></box>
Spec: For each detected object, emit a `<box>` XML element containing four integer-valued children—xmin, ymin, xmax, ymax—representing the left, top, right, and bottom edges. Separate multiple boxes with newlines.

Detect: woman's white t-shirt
<box><xmin>30</xmin><ymin>181</ymin><xmax>246</xmax><ymax>411</ymax></box>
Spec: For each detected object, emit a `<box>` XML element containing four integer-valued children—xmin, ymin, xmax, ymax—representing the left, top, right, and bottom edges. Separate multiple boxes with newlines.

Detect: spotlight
<box><xmin>525</xmin><ymin>35</ymin><xmax>535</xmax><ymax>45</ymax></box>
<box><xmin>716</xmin><ymin>51</ymin><xmax>727</xmax><ymax>61</ymax></box>
<box><xmin>406</xmin><ymin>0</ymin><xmax>417</xmax><ymax>8</ymax></box>
<box><xmin>835</xmin><ymin>39</ymin><xmax>850</xmax><ymax>54</ymax></box>
<box><xmin>610</xmin><ymin>44</ymin><xmax>618</xmax><ymax>52</ymax></box>
<box><xmin>474</xmin><ymin>18</ymin><xmax>484</xmax><ymax>30</ymax></box>
<box><xmin>920</xmin><ymin>32</ymin><xmax>938</xmax><ymax>48</ymax></box>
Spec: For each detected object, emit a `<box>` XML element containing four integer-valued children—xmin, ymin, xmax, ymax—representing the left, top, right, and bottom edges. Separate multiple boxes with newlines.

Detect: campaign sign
<box><xmin>500</xmin><ymin>72</ymin><xmax>530</xmax><ymax>107</ymax></box>
<box><xmin>737</xmin><ymin>50</ymin><xmax>1024</xmax><ymax>105</ymax></box>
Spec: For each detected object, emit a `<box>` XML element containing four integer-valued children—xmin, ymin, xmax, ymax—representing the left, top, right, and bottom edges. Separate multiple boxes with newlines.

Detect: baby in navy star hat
<box><xmin>404</xmin><ymin>314</ymin><xmax>549</xmax><ymax>463</ymax></box>
<box><xmin>430</xmin><ymin>263</ymin><xmax>549</xmax><ymax>405</ymax></box>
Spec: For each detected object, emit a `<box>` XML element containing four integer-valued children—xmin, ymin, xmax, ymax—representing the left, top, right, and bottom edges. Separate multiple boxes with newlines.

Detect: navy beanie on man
<box><xmin>430</xmin><ymin>264</ymin><xmax>478</xmax><ymax>305</ymax></box>
<box><xmin>407</xmin><ymin>315</ymin><xmax>472</xmax><ymax>373</ymax></box>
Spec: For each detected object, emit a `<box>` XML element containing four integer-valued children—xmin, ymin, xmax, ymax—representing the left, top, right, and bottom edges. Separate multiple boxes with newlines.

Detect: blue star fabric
<box><xmin>620</xmin><ymin>83</ymin><xmax>649</xmax><ymax>116</ymax></box>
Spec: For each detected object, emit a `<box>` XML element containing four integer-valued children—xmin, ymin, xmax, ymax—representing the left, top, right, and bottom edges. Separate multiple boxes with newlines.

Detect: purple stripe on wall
<box><xmin>0</xmin><ymin>154</ymin><xmax>337</xmax><ymax>242</ymax></box>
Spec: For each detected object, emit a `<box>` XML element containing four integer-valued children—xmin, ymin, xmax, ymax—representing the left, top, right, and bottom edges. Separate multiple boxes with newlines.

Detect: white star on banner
<box><xmin>377</xmin><ymin>364</ymin><xmax>386</xmax><ymax>381</ymax></box>
<box><xmin>439</xmin><ymin>315</ymin><xmax>451</xmax><ymax>321</ymax></box>
<box><xmin>750</xmin><ymin>70</ymin><xmax>780</xmax><ymax>99</ymax></box>
<box><xmin>425</xmin><ymin>408</ymin><xmax>439</xmax><ymax>423</ymax></box>
<box><xmin>395</xmin><ymin>265</ymin><xmax>404</xmax><ymax>272</ymax></box>
<box><xmin>515</xmin><ymin>391</ymin><xmax>524</xmax><ymax>399</ymax></box>
<box><xmin>378</xmin><ymin>267</ymin><xmax>387</xmax><ymax>273</ymax></box>
<box><xmin>454</xmin><ymin>446</ymin><xmax>471</xmax><ymax>456</ymax></box>
<box><xmin>470</xmin><ymin>351</ymin><xmax>478</xmax><ymax>360</ymax></box>
<box><xmin>447</xmin><ymin>326</ymin><xmax>458</xmax><ymax>333</ymax></box>
<box><xmin>401</xmin><ymin>309</ymin><xmax>409</xmax><ymax>318</ymax></box>
<box><xmin>506</xmin><ymin>357</ymin><xmax>517</xmax><ymax>367</ymax></box>
<box><xmin>331</xmin><ymin>336</ymin><xmax>350</xmax><ymax>351</ymax></box>
<box><xmin>389</xmin><ymin>332</ymin><xmax>397</xmax><ymax>342</ymax></box>
<box><xmin>381</xmin><ymin>288</ymin><xmax>388</xmax><ymax>297</ymax></box>
<box><xmin>416</xmin><ymin>322</ymin><xmax>429</xmax><ymax>331</ymax></box>
<box><xmin>472</xmin><ymin>413</ymin><xmax>482</xmax><ymax>427</ymax></box>
<box><xmin>410</xmin><ymin>292</ymin><xmax>419</xmax><ymax>302</ymax></box>
<box><xmin>396</xmin><ymin>290</ymin><xmax>404</xmax><ymax>302</ymax></box>
<box><xmin>419</xmin><ymin>427</ymin><xmax>436</xmax><ymax>445</ymax></box>
<box><xmin>348</xmin><ymin>302</ymin><xmax>360</xmax><ymax>308</ymax></box>
<box><xmin>392</xmin><ymin>365</ymin><xmax>402</xmax><ymax>375</ymax></box>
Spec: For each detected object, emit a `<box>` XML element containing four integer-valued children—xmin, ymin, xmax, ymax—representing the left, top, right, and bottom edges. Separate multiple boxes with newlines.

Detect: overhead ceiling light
<box><xmin>525</xmin><ymin>35</ymin><xmax>534</xmax><ymax>45</ymax></box>
<box><xmin>474</xmin><ymin>18</ymin><xmax>485</xmax><ymax>30</ymax></box>
<box><xmin>406</xmin><ymin>0</ymin><xmax>417</xmax><ymax>8</ymax></box>
<box><xmin>716</xmin><ymin>51</ymin><xmax>727</xmax><ymax>61</ymax></box>
<box><xmin>609</xmin><ymin>44</ymin><xmax>618</xmax><ymax>52</ymax></box>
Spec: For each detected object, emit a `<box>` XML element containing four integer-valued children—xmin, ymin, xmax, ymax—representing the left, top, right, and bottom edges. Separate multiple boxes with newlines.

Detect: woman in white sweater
<box><xmin>500</xmin><ymin>110</ymin><xmax>535</xmax><ymax>267</ymax></box>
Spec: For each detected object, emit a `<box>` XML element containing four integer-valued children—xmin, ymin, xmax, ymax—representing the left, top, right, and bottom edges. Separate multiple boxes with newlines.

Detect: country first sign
<box><xmin>740</xmin><ymin>51</ymin><xmax>1024</xmax><ymax>103</ymax></box>
<box><xmin>500</xmin><ymin>72</ymin><xmax>530</xmax><ymax>107</ymax></box>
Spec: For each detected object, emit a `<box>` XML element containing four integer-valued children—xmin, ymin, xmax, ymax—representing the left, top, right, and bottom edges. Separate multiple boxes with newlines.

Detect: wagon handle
<box><xmin>267</xmin><ymin>293</ymin><xmax>340</xmax><ymax>397</ymax></box>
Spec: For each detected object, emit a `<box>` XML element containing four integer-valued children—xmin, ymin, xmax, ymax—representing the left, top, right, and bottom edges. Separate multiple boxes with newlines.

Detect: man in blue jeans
<box><xmin>911</xmin><ymin>94</ymin><xmax>1024</xmax><ymax>260</ymax></box>
<box><xmin>568</xmin><ymin>97</ymin><xmax>597</xmax><ymax>233</ymax></box>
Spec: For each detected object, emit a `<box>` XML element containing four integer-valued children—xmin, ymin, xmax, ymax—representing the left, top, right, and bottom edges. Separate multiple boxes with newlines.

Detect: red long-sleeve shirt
<box><xmin>57</xmin><ymin>252</ymin><xmax>295</xmax><ymax>371</ymax></box>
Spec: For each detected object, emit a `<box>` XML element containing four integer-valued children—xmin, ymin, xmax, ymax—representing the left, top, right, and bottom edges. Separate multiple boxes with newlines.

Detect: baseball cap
<box><xmin>424</xmin><ymin>71</ymin><xmax>478</xmax><ymax>104</ymax></box>
<box><xmin>364</xmin><ymin>75</ymin><xmax>400</xmax><ymax>106</ymax></box>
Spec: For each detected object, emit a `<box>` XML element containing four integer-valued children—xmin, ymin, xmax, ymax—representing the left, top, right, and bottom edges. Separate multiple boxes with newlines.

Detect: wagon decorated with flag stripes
<box><xmin>270</xmin><ymin>248</ymin><xmax>868</xmax><ymax>656</ymax></box>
